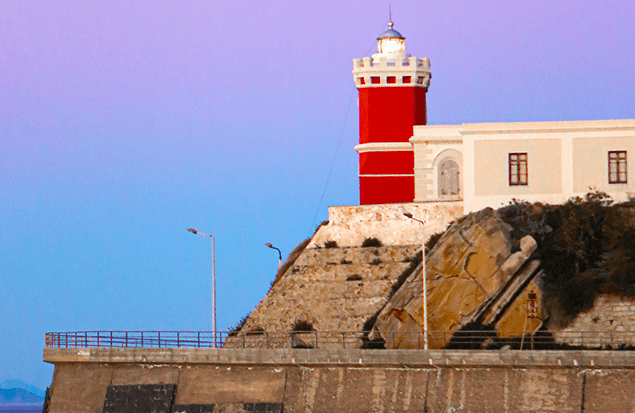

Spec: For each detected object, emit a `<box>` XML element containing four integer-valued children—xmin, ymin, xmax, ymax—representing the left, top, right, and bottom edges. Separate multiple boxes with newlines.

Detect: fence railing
<box><xmin>46</xmin><ymin>330</ymin><xmax>635</xmax><ymax>350</ymax></box>
<box><xmin>45</xmin><ymin>331</ymin><xmax>228</xmax><ymax>349</ymax></box>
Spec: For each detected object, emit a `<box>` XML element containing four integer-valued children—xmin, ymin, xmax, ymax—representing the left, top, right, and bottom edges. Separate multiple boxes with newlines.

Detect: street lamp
<box><xmin>403</xmin><ymin>212</ymin><xmax>429</xmax><ymax>350</ymax></box>
<box><xmin>265</xmin><ymin>243</ymin><xmax>282</xmax><ymax>268</ymax></box>
<box><xmin>187</xmin><ymin>228</ymin><xmax>217</xmax><ymax>346</ymax></box>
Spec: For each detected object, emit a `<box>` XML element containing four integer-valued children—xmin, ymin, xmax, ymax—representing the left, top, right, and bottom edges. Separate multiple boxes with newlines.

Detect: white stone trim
<box><xmin>353</xmin><ymin>55</ymin><xmax>431</xmax><ymax>89</ymax></box>
<box><xmin>460</xmin><ymin>119</ymin><xmax>635</xmax><ymax>136</ymax></box>
<box><xmin>355</xmin><ymin>142</ymin><xmax>413</xmax><ymax>153</ymax></box>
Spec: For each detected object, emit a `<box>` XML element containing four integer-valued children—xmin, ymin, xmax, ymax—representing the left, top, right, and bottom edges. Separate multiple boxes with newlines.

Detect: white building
<box><xmin>313</xmin><ymin>21</ymin><xmax>635</xmax><ymax>248</ymax></box>
<box><xmin>413</xmin><ymin>119</ymin><xmax>635</xmax><ymax>214</ymax></box>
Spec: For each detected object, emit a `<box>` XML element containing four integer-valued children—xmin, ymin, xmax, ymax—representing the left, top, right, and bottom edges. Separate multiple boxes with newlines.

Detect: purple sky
<box><xmin>1</xmin><ymin>0</ymin><xmax>634</xmax><ymax>390</ymax></box>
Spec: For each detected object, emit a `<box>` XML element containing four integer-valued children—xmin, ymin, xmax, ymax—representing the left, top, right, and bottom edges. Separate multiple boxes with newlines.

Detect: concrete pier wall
<box><xmin>44</xmin><ymin>348</ymin><xmax>635</xmax><ymax>412</ymax></box>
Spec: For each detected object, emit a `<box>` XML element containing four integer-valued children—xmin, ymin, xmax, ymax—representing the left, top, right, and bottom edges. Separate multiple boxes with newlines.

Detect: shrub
<box><xmin>245</xmin><ymin>327</ymin><xmax>264</xmax><ymax>336</ymax></box>
<box><xmin>425</xmin><ymin>231</ymin><xmax>444</xmax><ymax>253</ymax></box>
<box><xmin>292</xmin><ymin>319</ymin><xmax>314</xmax><ymax>332</ymax></box>
<box><xmin>361</xmin><ymin>237</ymin><xmax>383</xmax><ymax>247</ymax></box>
<box><xmin>360</xmin><ymin>310</ymin><xmax>385</xmax><ymax>349</ymax></box>
<box><xmin>314</xmin><ymin>220</ymin><xmax>329</xmax><ymax>234</ymax></box>
<box><xmin>387</xmin><ymin>254</ymin><xmax>422</xmax><ymax>298</ymax></box>
<box><xmin>270</xmin><ymin>238</ymin><xmax>311</xmax><ymax>289</ymax></box>
<box><xmin>324</xmin><ymin>240</ymin><xmax>338</xmax><ymax>248</ymax></box>
<box><xmin>227</xmin><ymin>315</ymin><xmax>249</xmax><ymax>337</ymax></box>
<box><xmin>347</xmin><ymin>274</ymin><xmax>362</xmax><ymax>281</ymax></box>
<box><xmin>495</xmin><ymin>190</ymin><xmax>635</xmax><ymax>327</ymax></box>
<box><xmin>340</xmin><ymin>258</ymin><xmax>352</xmax><ymax>264</ymax></box>
<box><xmin>369</xmin><ymin>258</ymin><xmax>382</xmax><ymax>265</ymax></box>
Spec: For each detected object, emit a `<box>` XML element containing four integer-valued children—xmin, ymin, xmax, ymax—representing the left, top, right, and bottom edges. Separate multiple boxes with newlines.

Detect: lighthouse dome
<box><xmin>376</xmin><ymin>21</ymin><xmax>406</xmax><ymax>55</ymax></box>
<box><xmin>377</xmin><ymin>21</ymin><xmax>404</xmax><ymax>40</ymax></box>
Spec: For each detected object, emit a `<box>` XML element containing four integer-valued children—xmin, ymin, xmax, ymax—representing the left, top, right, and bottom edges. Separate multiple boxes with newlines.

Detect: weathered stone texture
<box><xmin>44</xmin><ymin>350</ymin><xmax>635</xmax><ymax>413</ymax></box>
<box><xmin>554</xmin><ymin>295</ymin><xmax>635</xmax><ymax>347</ymax></box>
<box><xmin>309</xmin><ymin>202</ymin><xmax>463</xmax><ymax>248</ymax></box>
<box><xmin>282</xmin><ymin>366</ymin><xmax>428</xmax><ymax>413</ymax></box>
<box><xmin>111</xmin><ymin>364</ymin><xmax>180</xmax><ymax>386</ymax></box>
<box><xmin>174</xmin><ymin>366</ymin><xmax>285</xmax><ymax>405</ymax></box>
<box><xmin>372</xmin><ymin>208</ymin><xmax>541</xmax><ymax>348</ymax></box>
<box><xmin>47</xmin><ymin>363</ymin><xmax>113</xmax><ymax>413</ymax></box>
<box><xmin>228</xmin><ymin>245</ymin><xmax>420</xmax><ymax>348</ymax></box>
<box><xmin>582</xmin><ymin>369</ymin><xmax>635</xmax><ymax>413</ymax></box>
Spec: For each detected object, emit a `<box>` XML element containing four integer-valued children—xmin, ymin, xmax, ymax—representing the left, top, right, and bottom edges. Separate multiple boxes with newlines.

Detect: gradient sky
<box><xmin>1</xmin><ymin>0</ymin><xmax>634</xmax><ymax>390</ymax></box>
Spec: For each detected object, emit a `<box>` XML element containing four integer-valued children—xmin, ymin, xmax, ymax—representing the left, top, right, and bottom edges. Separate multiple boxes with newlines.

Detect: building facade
<box><xmin>413</xmin><ymin>120</ymin><xmax>635</xmax><ymax>213</ymax></box>
<box><xmin>353</xmin><ymin>22</ymin><xmax>635</xmax><ymax>213</ymax></box>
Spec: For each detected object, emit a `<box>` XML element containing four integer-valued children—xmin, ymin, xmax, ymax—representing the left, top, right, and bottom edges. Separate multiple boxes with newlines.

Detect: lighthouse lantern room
<box><xmin>353</xmin><ymin>20</ymin><xmax>431</xmax><ymax>205</ymax></box>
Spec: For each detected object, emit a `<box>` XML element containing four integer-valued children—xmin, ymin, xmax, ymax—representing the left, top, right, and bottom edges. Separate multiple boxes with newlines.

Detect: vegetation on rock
<box><xmin>498</xmin><ymin>190</ymin><xmax>635</xmax><ymax>327</ymax></box>
<box><xmin>227</xmin><ymin>314</ymin><xmax>249</xmax><ymax>336</ymax></box>
<box><xmin>292</xmin><ymin>319</ymin><xmax>314</xmax><ymax>332</ymax></box>
<box><xmin>361</xmin><ymin>237</ymin><xmax>383</xmax><ymax>247</ymax></box>
<box><xmin>369</xmin><ymin>258</ymin><xmax>382</xmax><ymax>265</ymax></box>
<box><xmin>270</xmin><ymin>238</ymin><xmax>311</xmax><ymax>289</ymax></box>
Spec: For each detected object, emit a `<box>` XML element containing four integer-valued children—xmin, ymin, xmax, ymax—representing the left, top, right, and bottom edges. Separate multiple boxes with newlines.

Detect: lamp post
<box><xmin>265</xmin><ymin>243</ymin><xmax>282</xmax><ymax>268</ymax></box>
<box><xmin>187</xmin><ymin>228</ymin><xmax>216</xmax><ymax>346</ymax></box>
<box><xmin>403</xmin><ymin>212</ymin><xmax>428</xmax><ymax>350</ymax></box>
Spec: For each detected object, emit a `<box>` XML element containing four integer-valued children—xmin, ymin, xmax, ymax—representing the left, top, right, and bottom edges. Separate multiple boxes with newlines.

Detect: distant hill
<box><xmin>0</xmin><ymin>388</ymin><xmax>43</xmax><ymax>405</ymax></box>
<box><xmin>0</xmin><ymin>380</ymin><xmax>45</xmax><ymax>398</ymax></box>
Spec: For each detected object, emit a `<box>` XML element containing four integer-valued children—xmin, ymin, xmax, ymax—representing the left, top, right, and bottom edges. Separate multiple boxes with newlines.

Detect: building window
<box><xmin>439</xmin><ymin>159</ymin><xmax>460</xmax><ymax>196</ymax></box>
<box><xmin>371</xmin><ymin>76</ymin><xmax>380</xmax><ymax>84</ymax></box>
<box><xmin>387</xmin><ymin>76</ymin><xmax>396</xmax><ymax>84</ymax></box>
<box><xmin>402</xmin><ymin>76</ymin><xmax>411</xmax><ymax>84</ymax></box>
<box><xmin>609</xmin><ymin>151</ymin><xmax>627</xmax><ymax>184</ymax></box>
<box><xmin>357</xmin><ymin>77</ymin><xmax>365</xmax><ymax>85</ymax></box>
<box><xmin>509</xmin><ymin>153</ymin><xmax>528</xmax><ymax>186</ymax></box>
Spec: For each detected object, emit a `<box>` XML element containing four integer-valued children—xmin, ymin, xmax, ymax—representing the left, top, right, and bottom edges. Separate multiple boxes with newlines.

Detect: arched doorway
<box><xmin>439</xmin><ymin>159</ymin><xmax>460</xmax><ymax>197</ymax></box>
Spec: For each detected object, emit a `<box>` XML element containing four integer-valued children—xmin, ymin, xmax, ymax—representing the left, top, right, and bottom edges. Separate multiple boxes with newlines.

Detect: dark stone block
<box><xmin>267</xmin><ymin>403</ymin><xmax>282</xmax><ymax>413</ymax></box>
<box><xmin>103</xmin><ymin>384</ymin><xmax>175</xmax><ymax>413</ymax></box>
<box><xmin>244</xmin><ymin>403</ymin><xmax>282</xmax><ymax>413</ymax></box>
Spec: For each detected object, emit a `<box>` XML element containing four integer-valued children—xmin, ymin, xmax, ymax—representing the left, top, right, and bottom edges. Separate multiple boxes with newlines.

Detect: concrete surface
<box><xmin>44</xmin><ymin>348</ymin><xmax>635</xmax><ymax>413</ymax></box>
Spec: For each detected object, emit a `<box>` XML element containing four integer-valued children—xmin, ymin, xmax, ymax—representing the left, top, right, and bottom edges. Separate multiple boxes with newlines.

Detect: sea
<box><xmin>0</xmin><ymin>406</ymin><xmax>42</xmax><ymax>412</ymax></box>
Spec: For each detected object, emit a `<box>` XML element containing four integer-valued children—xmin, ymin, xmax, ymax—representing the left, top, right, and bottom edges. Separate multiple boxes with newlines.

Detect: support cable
<box><xmin>307</xmin><ymin>35</ymin><xmax>385</xmax><ymax>235</ymax></box>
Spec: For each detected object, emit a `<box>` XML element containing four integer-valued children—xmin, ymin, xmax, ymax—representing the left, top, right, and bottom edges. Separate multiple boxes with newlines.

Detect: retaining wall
<box><xmin>44</xmin><ymin>347</ymin><xmax>635</xmax><ymax>412</ymax></box>
<box><xmin>555</xmin><ymin>295</ymin><xmax>635</xmax><ymax>347</ymax></box>
<box><xmin>309</xmin><ymin>201</ymin><xmax>463</xmax><ymax>248</ymax></box>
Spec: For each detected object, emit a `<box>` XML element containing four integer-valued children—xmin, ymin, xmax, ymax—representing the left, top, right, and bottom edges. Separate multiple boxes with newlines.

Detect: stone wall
<box><xmin>554</xmin><ymin>295</ymin><xmax>635</xmax><ymax>347</ymax></box>
<box><xmin>309</xmin><ymin>201</ymin><xmax>463</xmax><ymax>248</ymax></box>
<box><xmin>44</xmin><ymin>347</ymin><xmax>635</xmax><ymax>413</ymax></box>
<box><xmin>228</xmin><ymin>245</ymin><xmax>420</xmax><ymax>347</ymax></box>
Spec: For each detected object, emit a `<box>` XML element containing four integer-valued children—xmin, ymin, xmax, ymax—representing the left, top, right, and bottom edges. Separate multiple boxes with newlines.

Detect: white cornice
<box><xmin>459</xmin><ymin>119</ymin><xmax>635</xmax><ymax>135</ymax></box>
<box><xmin>411</xmin><ymin>119</ymin><xmax>635</xmax><ymax>141</ymax></box>
<box><xmin>355</xmin><ymin>142</ymin><xmax>413</xmax><ymax>153</ymax></box>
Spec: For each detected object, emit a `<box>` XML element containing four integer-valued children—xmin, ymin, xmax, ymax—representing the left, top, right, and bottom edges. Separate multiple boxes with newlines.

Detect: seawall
<box><xmin>44</xmin><ymin>347</ymin><xmax>635</xmax><ymax>412</ymax></box>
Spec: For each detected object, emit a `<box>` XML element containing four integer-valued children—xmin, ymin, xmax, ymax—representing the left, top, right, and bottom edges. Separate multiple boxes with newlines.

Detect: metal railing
<box><xmin>45</xmin><ymin>331</ymin><xmax>228</xmax><ymax>349</ymax></box>
<box><xmin>45</xmin><ymin>330</ymin><xmax>635</xmax><ymax>350</ymax></box>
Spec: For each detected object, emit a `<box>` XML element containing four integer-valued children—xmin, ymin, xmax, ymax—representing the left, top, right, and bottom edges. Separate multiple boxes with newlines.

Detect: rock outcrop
<box><xmin>371</xmin><ymin>208</ymin><xmax>543</xmax><ymax>349</ymax></box>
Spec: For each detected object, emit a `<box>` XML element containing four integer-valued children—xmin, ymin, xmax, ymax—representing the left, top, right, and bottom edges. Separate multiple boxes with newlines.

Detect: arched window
<box><xmin>439</xmin><ymin>159</ymin><xmax>460</xmax><ymax>196</ymax></box>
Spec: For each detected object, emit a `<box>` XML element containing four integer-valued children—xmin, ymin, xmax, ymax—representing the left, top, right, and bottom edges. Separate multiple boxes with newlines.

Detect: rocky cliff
<box><xmin>370</xmin><ymin>207</ymin><xmax>543</xmax><ymax>349</ymax></box>
<box><xmin>231</xmin><ymin>194</ymin><xmax>635</xmax><ymax>350</ymax></box>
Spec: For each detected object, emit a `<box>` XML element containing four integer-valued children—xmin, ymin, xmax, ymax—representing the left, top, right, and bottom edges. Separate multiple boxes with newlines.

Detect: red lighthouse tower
<box><xmin>353</xmin><ymin>21</ymin><xmax>431</xmax><ymax>205</ymax></box>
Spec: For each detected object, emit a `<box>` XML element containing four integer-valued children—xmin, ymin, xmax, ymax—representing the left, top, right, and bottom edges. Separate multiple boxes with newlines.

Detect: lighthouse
<box><xmin>353</xmin><ymin>21</ymin><xmax>431</xmax><ymax>205</ymax></box>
